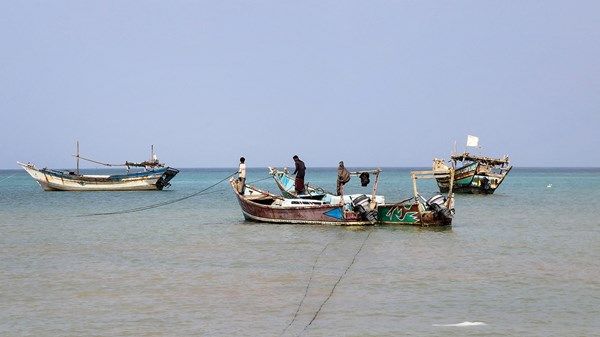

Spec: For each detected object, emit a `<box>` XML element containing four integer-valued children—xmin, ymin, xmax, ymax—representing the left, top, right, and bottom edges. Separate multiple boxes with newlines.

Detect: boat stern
<box><xmin>155</xmin><ymin>167</ymin><xmax>179</xmax><ymax>190</ymax></box>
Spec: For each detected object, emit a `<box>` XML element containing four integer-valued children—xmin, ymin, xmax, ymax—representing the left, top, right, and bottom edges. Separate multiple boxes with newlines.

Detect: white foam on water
<box><xmin>433</xmin><ymin>321</ymin><xmax>487</xmax><ymax>327</ymax></box>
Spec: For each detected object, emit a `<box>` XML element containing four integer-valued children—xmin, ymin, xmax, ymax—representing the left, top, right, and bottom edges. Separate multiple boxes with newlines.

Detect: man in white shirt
<box><xmin>238</xmin><ymin>157</ymin><xmax>246</xmax><ymax>193</ymax></box>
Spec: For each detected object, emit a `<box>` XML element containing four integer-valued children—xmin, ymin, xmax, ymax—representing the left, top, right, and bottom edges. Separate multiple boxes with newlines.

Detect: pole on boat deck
<box><xmin>447</xmin><ymin>168</ymin><xmax>455</xmax><ymax>197</ymax></box>
<box><xmin>76</xmin><ymin>140</ymin><xmax>80</xmax><ymax>175</ymax></box>
<box><xmin>411</xmin><ymin>172</ymin><xmax>424</xmax><ymax>225</ymax></box>
<box><xmin>338</xmin><ymin>164</ymin><xmax>344</xmax><ymax>207</ymax></box>
<box><xmin>411</xmin><ymin>172</ymin><xmax>418</xmax><ymax>202</ymax></box>
<box><xmin>369</xmin><ymin>169</ymin><xmax>380</xmax><ymax>210</ymax></box>
<box><xmin>446</xmin><ymin>165</ymin><xmax>455</xmax><ymax>209</ymax></box>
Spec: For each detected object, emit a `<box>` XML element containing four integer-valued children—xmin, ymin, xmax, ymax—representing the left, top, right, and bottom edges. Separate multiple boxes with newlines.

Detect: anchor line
<box><xmin>299</xmin><ymin>229</ymin><xmax>373</xmax><ymax>336</ymax></box>
<box><xmin>80</xmin><ymin>171</ymin><xmax>238</xmax><ymax>216</ymax></box>
<box><xmin>0</xmin><ymin>173</ymin><xmax>16</xmax><ymax>184</ymax></box>
<box><xmin>280</xmin><ymin>241</ymin><xmax>331</xmax><ymax>337</ymax></box>
<box><xmin>78</xmin><ymin>173</ymin><xmax>274</xmax><ymax>217</ymax></box>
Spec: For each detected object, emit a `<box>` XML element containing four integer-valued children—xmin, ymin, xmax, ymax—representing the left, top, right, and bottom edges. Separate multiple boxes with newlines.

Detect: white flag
<box><xmin>466</xmin><ymin>135</ymin><xmax>479</xmax><ymax>147</ymax></box>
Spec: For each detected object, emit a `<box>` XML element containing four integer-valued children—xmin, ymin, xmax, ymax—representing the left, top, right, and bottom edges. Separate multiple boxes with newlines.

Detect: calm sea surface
<box><xmin>1</xmin><ymin>167</ymin><xmax>599</xmax><ymax>336</ymax></box>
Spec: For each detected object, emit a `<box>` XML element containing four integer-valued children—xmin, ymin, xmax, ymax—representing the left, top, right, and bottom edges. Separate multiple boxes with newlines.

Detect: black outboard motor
<box><xmin>351</xmin><ymin>194</ymin><xmax>377</xmax><ymax>224</ymax></box>
<box><xmin>156</xmin><ymin>168</ymin><xmax>180</xmax><ymax>190</ymax></box>
<box><xmin>426</xmin><ymin>194</ymin><xmax>453</xmax><ymax>221</ymax></box>
<box><xmin>481</xmin><ymin>176</ymin><xmax>491</xmax><ymax>191</ymax></box>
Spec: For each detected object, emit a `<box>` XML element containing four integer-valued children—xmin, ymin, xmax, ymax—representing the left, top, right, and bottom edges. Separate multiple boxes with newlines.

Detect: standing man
<box><xmin>292</xmin><ymin>155</ymin><xmax>306</xmax><ymax>194</ymax></box>
<box><xmin>237</xmin><ymin>157</ymin><xmax>246</xmax><ymax>194</ymax></box>
<box><xmin>336</xmin><ymin>161</ymin><xmax>351</xmax><ymax>196</ymax></box>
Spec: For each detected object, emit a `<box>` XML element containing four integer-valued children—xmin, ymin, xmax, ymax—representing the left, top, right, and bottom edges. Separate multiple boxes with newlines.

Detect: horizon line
<box><xmin>2</xmin><ymin>165</ymin><xmax>600</xmax><ymax>170</ymax></box>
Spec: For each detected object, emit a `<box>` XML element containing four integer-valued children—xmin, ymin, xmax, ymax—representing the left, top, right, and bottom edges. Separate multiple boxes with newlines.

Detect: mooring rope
<box><xmin>279</xmin><ymin>241</ymin><xmax>332</xmax><ymax>337</ymax></box>
<box><xmin>20</xmin><ymin>184</ymin><xmax>233</xmax><ymax>223</ymax></box>
<box><xmin>78</xmin><ymin>173</ymin><xmax>274</xmax><ymax>217</ymax></box>
<box><xmin>298</xmin><ymin>229</ymin><xmax>373</xmax><ymax>336</ymax></box>
<box><xmin>0</xmin><ymin>173</ymin><xmax>16</xmax><ymax>184</ymax></box>
<box><xmin>79</xmin><ymin>171</ymin><xmax>238</xmax><ymax>216</ymax></box>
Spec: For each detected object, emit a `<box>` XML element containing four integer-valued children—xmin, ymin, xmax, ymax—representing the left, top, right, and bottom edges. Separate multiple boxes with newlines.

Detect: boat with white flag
<box><xmin>433</xmin><ymin>135</ymin><xmax>512</xmax><ymax>194</ymax></box>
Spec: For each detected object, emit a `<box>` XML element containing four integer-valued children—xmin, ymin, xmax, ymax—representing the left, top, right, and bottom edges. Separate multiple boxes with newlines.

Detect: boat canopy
<box><xmin>450</xmin><ymin>152</ymin><xmax>509</xmax><ymax>166</ymax></box>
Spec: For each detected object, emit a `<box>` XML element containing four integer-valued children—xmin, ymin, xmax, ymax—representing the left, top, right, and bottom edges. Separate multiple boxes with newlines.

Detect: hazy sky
<box><xmin>1</xmin><ymin>1</ymin><xmax>599</xmax><ymax>169</ymax></box>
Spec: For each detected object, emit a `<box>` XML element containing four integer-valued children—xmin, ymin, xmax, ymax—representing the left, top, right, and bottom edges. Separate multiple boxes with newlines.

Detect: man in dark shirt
<box><xmin>292</xmin><ymin>155</ymin><xmax>306</xmax><ymax>194</ymax></box>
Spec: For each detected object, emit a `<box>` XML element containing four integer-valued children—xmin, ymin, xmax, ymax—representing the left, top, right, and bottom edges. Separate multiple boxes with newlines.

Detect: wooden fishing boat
<box><xmin>268</xmin><ymin>167</ymin><xmax>327</xmax><ymax>198</ymax></box>
<box><xmin>231</xmin><ymin>180</ymin><xmax>374</xmax><ymax>225</ymax></box>
<box><xmin>233</xmin><ymin>168</ymin><xmax>455</xmax><ymax>226</ymax></box>
<box><xmin>18</xmin><ymin>143</ymin><xmax>178</xmax><ymax>191</ymax></box>
<box><xmin>268</xmin><ymin>167</ymin><xmax>385</xmax><ymax>203</ymax></box>
<box><xmin>377</xmin><ymin>170</ymin><xmax>455</xmax><ymax>226</ymax></box>
<box><xmin>433</xmin><ymin>153</ymin><xmax>512</xmax><ymax>194</ymax></box>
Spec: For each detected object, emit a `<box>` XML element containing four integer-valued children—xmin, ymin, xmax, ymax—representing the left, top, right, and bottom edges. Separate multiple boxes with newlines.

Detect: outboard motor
<box><xmin>351</xmin><ymin>194</ymin><xmax>377</xmax><ymax>223</ymax></box>
<box><xmin>426</xmin><ymin>194</ymin><xmax>453</xmax><ymax>221</ymax></box>
<box><xmin>481</xmin><ymin>176</ymin><xmax>492</xmax><ymax>191</ymax></box>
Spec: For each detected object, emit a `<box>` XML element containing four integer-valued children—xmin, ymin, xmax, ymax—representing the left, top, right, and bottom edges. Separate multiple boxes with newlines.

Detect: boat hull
<box><xmin>18</xmin><ymin>163</ymin><xmax>178</xmax><ymax>191</ymax></box>
<box><xmin>377</xmin><ymin>204</ymin><xmax>452</xmax><ymax>226</ymax></box>
<box><xmin>232</xmin><ymin>181</ymin><xmax>451</xmax><ymax>226</ymax></box>
<box><xmin>233</xmin><ymin>181</ymin><xmax>373</xmax><ymax>225</ymax></box>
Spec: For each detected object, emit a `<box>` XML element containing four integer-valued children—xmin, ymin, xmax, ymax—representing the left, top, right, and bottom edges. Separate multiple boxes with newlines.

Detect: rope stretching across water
<box><xmin>80</xmin><ymin>172</ymin><xmax>274</xmax><ymax>217</ymax></box>
<box><xmin>298</xmin><ymin>229</ymin><xmax>373</xmax><ymax>336</ymax></box>
<box><xmin>0</xmin><ymin>173</ymin><xmax>16</xmax><ymax>184</ymax></box>
<box><xmin>279</xmin><ymin>242</ymin><xmax>332</xmax><ymax>337</ymax></box>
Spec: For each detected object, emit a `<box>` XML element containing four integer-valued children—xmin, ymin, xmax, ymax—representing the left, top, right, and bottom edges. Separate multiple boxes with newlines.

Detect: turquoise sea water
<box><xmin>1</xmin><ymin>167</ymin><xmax>599</xmax><ymax>336</ymax></box>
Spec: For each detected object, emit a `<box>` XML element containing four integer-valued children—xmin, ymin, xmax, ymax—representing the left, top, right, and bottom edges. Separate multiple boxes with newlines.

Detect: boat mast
<box><xmin>76</xmin><ymin>140</ymin><xmax>80</xmax><ymax>175</ymax></box>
